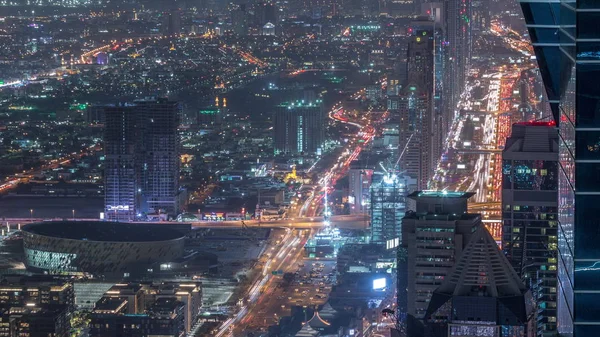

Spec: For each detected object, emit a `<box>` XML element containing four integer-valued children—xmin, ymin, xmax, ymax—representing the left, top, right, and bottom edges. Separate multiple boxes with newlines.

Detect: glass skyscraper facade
<box><xmin>520</xmin><ymin>0</ymin><xmax>600</xmax><ymax>335</ymax></box>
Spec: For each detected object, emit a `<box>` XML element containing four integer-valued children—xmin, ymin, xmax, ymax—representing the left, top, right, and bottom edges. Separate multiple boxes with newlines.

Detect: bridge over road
<box><xmin>0</xmin><ymin>215</ymin><xmax>369</xmax><ymax>230</ymax></box>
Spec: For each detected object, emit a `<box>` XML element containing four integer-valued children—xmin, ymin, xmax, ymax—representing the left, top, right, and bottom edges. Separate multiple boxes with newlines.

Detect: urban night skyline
<box><xmin>0</xmin><ymin>0</ymin><xmax>590</xmax><ymax>336</ymax></box>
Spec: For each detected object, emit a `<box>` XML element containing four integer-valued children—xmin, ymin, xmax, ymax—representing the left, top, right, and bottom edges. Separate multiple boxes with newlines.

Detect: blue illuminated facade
<box><xmin>520</xmin><ymin>0</ymin><xmax>600</xmax><ymax>336</ymax></box>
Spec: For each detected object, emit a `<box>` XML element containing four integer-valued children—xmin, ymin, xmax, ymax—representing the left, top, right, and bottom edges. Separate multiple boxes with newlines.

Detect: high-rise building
<box><xmin>103</xmin><ymin>99</ymin><xmax>180</xmax><ymax>221</ymax></box>
<box><xmin>445</xmin><ymin>0</ymin><xmax>471</xmax><ymax>119</ymax></box>
<box><xmin>273</xmin><ymin>100</ymin><xmax>324</xmax><ymax>155</ymax></box>
<box><xmin>348</xmin><ymin>162</ymin><xmax>374</xmax><ymax>215</ymax></box>
<box><xmin>370</xmin><ymin>173</ymin><xmax>412</xmax><ymax>244</ymax></box>
<box><xmin>137</xmin><ymin>100</ymin><xmax>181</xmax><ymax>217</ymax></box>
<box><xmin>258</xmin><ymin>1</ymin><xmax>277</xmax><ymax>25</ymax></box>
<box><xmin>231</xmin><ymin>5</ymin><xmax>249</xmax><ymax>35</ymax></box>
<box><xmin>161</xmin><ymin>10</ymin><xmax>181</xmax><ymax>36</ymax></box>
<box><xmin>501</xmin><ymin>122</ymin><xmax>559</xmax><ymax>335</ymax></box>
<box><xmin>397</xmin><ymin>18</ymin><xmax>441</xmax><ymax>190</ymax></box>
<box><xmin>104</xmin><ymin>105</ymin><xmax>140</xmax><ymax>222</ymax></box>
<box><xmin>420</xmin><ymin>5</ymin><xmax>450</xmax><ymax>167</ymax></box>
<box><xmin>424</xmin><ymin>225</ymin><xmax>535</xmax><ymax>337</ymax></box>
<box><xmin>397</xmin><ymin>85</ymin><xmax>433</xmax><ymax>190</ymax></box>
<box><xmin>519</xmin><ymin>1</ymin><xmax>600</xmax><ymax>336</ymax></box>
<box><xmin>406</xmin><ymin>21</ymin><xmax>434</xmax><ymax>90</ymax></box>
<box><xmin>401</xmin><ymin>191</ymin><xmax>480</xmax><ymax>320</ymax></box>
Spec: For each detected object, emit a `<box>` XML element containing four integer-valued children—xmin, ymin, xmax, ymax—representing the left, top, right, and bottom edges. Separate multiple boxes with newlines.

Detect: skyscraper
<box><xmin>104</xmin><ymin>105</ymin><xmax>140</xmax><ymax>222</ymax></box>
<box><xmin>137</xmin><ymin>100</ymin><xmax>181</xmax><ymax>218</ymax></box>
<box><xmin>273</xmin><ymin>100</ymin><xmax>324</xmax><ymax>155</ymax></box>
<box><xmin>519</xmin><ymin>1</ymin><xmax>600</xmax><ymax>335</ymax></box>
<box><xmin>445</xmin><ymin>0</ymin><xmax>471</xmax><ymax>119</ymax></box>
<box><xmin>161</xmin><ymin>10</ymin><xmax>182</xmax><ymax>36</ymax></box>
<box><xmin>501</xmin><ymin>122</ymin><xmax>559</xmax><ymax>334</ymax></box>
<box><xmin>398</xmin><ymin>85</ymin><xmax>433</xmax><ymax>190</ymax></box>
<box><xmin>104</xmin><ymin>99</ymin><xmax>181</xmax><ymax>221</ymax></box>
<box><xmin>231</xmin><ymin>4</ymin><xmax>249</xmax><ymax>35</ymax></box>
<box><xmin>397</xmin><ymin>19</ymin><xmax>439</xmax><ymax>190</ymax></box>
<box><xmin>401</xmin><ymin>191</ymin><xmax>480</xmax><ymax>320</ymax></box>
<box><xmin>258</xmin><ymin>1</ymin><xmax>277</xmax><ymax>25</ymax></box>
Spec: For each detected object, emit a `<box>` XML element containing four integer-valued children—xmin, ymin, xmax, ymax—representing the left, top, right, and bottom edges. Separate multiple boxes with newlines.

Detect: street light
<box><xmin>72</xmin><ymin>209</ymin><xmax>75</xmax><ymax>220</ymax></box>
<box><xmin>30</xmin><ymin>209</ymin><xmax>33</xmax><ymax>222</ymax></box>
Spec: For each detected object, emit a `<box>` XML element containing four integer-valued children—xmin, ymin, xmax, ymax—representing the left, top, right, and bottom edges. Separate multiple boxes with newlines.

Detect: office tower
<box><xmin>231</xmin><ymin>4</ymin><xmax>248</xmax><ymax>35</ymax></box>
<box><xmin>401</xmin><ymin>191</ymin><xmax>480</xmax><ymax>320</ymax></box>
<box><xmin>520</xmin><ymin>1</ymin><xmax>600</xmax><ymax>336</ymax></box>
<box><xmin>370</xmin><ymin>174</ymin><xmax>411</xmax><ymax>244</ymax></box>
<box><xmin>162</xmin><ymin>10</ymin><xmax>181</xmax><ymax>36</ymax></box>
<box><xmin>501</xmin><ymin>122</ymin><xmax>558</xmax><ymax>335</ymax></box>
<box><xmin>406</xmin><ymin>20</ymin><xmax>434</xmax><ymax>90</ymax></box>
<box><xmin>445</xmin><ymin>0</ymin><xmax>471</xmax><ymax>118</ymax></box>
<box><xmin>273</xmin><ymin>100</ymin><xmax>324</xmax><ymax>155</ymax></box>
<box><xmin>397</xmin><ymin>85</ymin><xmax>433</xmax><ymax>190</ymax></box>
<box><xmin>104</xmin><ymin>105</ymin><xmax>140</xmax><ymax>221</ymax></box>
<box><xmin>397</xmin><ymin>19</ymin><xmax>439</xmax><ymax>190</ymax></box>
<box><xmin>137</xmin><ymin>100</ymin><xmax>181</xmax><ymax>217</ymax></box>
<box><xmin>348</xmin><ymin>162</ymin><xmax>374</xmax><ymax>215</ymax></box>
<box><xmin>104</xmin><ymin>99</ymin><xmax>180</xmax><ymax>221</ymax></box>
<box><xmin>258</xmin><ymin>1</ymin><xmax>277</xmax><ymax>25</ymax></box>
<box><xmin>424</xmin><ymin>225</ymin><xmax>535</xmax><ymax>337</ymax></box>
<box><xmin>420</xmin><ymin>4</ymin><xmax>450</xmax><ymax>165</ymax></box>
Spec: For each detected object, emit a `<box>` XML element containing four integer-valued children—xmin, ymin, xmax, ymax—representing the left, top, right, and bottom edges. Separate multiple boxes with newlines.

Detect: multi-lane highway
<box><xmin>298</xmin><ymin>94</ymin><xmax>385</xmax><ymax>219</ymax></box>
<box><xmin>213</xmin><ymin>228</ymin><xmax>311</xmax><ymax>337</ymax></box>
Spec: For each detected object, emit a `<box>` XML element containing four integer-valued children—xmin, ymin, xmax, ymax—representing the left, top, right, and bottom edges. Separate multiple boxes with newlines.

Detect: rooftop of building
<box><xmin>106</xmin><ymin>283</ymin><xmax>143</xmax><ymax>295</ymax></box>
<box><xmin>93</xmin><ymin>297</ymin><xmax>128</xmax><ymax>313</ymax></box>
<box><xmin>503</xmin><ymin>121</ymin><xmax>559</xmax><ymax>153</ymax></box>
<box><xmin>407</xmin><ymin>190</ymin><xmax>475</xmax><ymax>199</ymax></box>
<box><xmin>149</xmin><ymin>297</ymin><xmax>183</xmax><ymax>312</ymax></box>
<box><xmin>142</xmin><ymin>281</ymin><xmax>201</xmax><ymax>294</ymax></box>
<box><xmin>0</xmin><ymin>275</ymin><xmax>72</xmax><ymax>288</ymax></box>
<box><xmin>22</xmin><ymin>221</ymin><xmax>185</xmax><ymax>242</ymax></box>
<box><xmin>402</xmin><ymin>211</ymin><xmax>480</xmax><ymax>222</ymax></box>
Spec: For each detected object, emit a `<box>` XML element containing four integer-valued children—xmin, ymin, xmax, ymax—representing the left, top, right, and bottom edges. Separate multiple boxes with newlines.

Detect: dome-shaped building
<box><xmin>22</xmin><ymin>221</ymin><xmax>185</xmax><ymax>276</ymax></box>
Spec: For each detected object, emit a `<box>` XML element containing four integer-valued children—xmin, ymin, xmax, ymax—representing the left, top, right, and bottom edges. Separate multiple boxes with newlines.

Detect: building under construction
<box><xmin>370</xmin><ymin>173</ymin><xmax>414</xmax><ymax>244</ymax></box>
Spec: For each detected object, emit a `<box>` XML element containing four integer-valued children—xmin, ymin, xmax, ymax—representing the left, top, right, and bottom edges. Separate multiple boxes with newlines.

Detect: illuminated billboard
<box><xmin>373</xmin><ymin>278</ymin><xmax>386</xmax><ymax>290</ymax></box>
